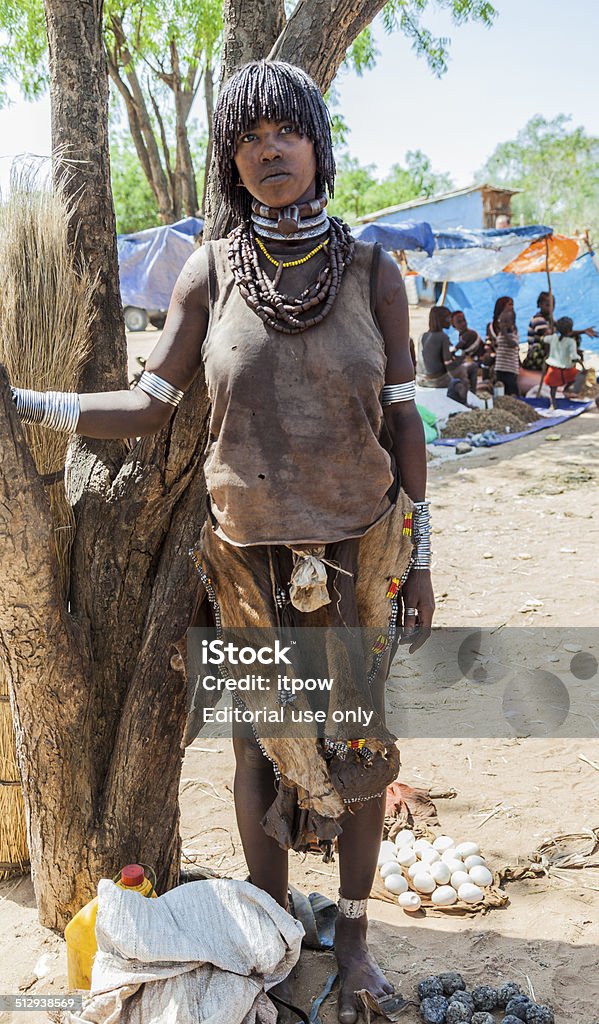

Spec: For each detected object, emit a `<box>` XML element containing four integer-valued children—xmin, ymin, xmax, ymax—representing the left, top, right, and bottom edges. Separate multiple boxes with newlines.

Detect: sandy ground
<box><xmin>1</xmin><ymin>321</ymin><xmax>599</xmax><ymax>1023</ymax></box>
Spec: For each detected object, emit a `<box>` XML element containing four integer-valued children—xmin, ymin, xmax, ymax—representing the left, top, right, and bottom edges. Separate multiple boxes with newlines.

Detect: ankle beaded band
<box><xmin>338</xmin><ymin>892</ymin><xmax>368</xmax><ymax>919</ymax></box>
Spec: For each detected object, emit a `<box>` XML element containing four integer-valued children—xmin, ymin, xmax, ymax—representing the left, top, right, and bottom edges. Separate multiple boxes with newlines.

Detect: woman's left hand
<box><xmin>399</xmin><ymin>570</ymin><xmax>435</xmax><ymax>651</ymax></box>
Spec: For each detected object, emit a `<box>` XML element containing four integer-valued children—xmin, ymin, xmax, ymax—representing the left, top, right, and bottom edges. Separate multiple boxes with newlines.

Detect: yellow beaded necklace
<box><xmin>254</xmin><ymin>234</ymin><xmax>329</xmax><ymax>269</ymax></box>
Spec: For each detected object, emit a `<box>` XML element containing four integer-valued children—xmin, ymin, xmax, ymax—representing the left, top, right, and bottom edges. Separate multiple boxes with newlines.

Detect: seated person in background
<box><xmin>543</xmin><ymin>316</ymin><xmax>587</xmax><ymax>411</ymax></box>
<box><xmin>524</xmin><ymin>291</ymin><xmax>553</xmax><ymax>369</ymax></box>
<box><xmin>494</xmin><ymin>306</ymin><xmax>520</xmax><ymax>396</ymax></box>
<box><xmin>450</xmin><ymin>310</ymin><xmax>485</xmax><ymax>361</ymax></box>
<box><xmin>417</xmin><ymin>306</ymin><xmax>453</xmax><ymax>387</ymax></box>
<box><xmin>447</xmin><ymin>330</ymin><xmax>479</xmax><ymax>406</ymax></box>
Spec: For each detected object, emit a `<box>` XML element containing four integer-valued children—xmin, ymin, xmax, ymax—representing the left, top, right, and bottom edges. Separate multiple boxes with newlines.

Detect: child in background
<box><xmin>543</xmin><ymin>316</ymin><xmax>586</xmax><ymax>411</ymax></box>
<box><xmin>494</xmin><ymin>306</ymin><xmax>520</xmax><ymax>396</ymax></box>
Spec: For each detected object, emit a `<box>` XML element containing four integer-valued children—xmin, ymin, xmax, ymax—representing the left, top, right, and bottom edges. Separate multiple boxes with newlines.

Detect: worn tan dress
<box><xmin>187</xmin><ymin>236</ymin><xmax>414</xmax><ymax>853</ymax></box>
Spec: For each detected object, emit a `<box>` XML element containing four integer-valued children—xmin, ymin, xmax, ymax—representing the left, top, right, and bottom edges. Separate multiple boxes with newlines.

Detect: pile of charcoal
<box><xmin>417</xmin><ymin>973</ymin><xmax>554</xmax><ymax>1024</ymax></box>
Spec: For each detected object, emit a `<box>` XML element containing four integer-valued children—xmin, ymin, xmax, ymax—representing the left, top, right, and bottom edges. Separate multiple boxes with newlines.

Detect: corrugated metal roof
<box><xmin>356</xmin><ymin>183</ymin><xmax>522</xmax><ymax>224</ymax></box>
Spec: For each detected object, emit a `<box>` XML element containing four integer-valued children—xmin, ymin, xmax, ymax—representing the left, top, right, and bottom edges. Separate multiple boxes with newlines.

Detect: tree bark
<box><xmin>201</xmin><ymin>64</ymin><xmax>215</xmax><ymax>214</ymax></box>
<box><xmin>270</xmin><ymin>0</ymin><xmax>388</xmax><ymax>92</ymax></box>
<box><xmin>221</xmin><ymin>0</ymin><xmax>286</xmax><ymax>81</ymax></box>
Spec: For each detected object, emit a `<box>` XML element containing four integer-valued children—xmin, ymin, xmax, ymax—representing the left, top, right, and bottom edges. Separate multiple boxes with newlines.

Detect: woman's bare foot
<box><xmin>334</xmin><ymin>913</ymin><xmax>394</xmax><ymax>1023</ymax></box>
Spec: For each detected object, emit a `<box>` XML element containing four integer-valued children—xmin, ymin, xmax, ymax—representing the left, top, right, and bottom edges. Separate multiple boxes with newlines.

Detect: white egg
<box><xmin>412</xmin><ymin>872</ymin><xmax>436</xmax><ymax>894</ymax></box>
<box><xmin>450</xmin><ymin>870</ymin><xmax>470</xmax><ymax>889</ymax></box>
<box><xmin>464</xmin><ymin>855</ymin><xmax>486</xmax><ymax>870</ymax></box>
<box><xmin>395</xmin><ymin>847</ymin><xmax>417</xmax><ymax>867</ymax></box>
<box><xmin>431</xmin><ymin>885</ymin><xmax>458</xmax><ymax>907</ymax></box>
<box><xmin>432</xmin><ymin>835</ymin><xmax>455</xmax><ymax>853</ymax></box>
<box><xmin>378</xmin><ymin>841</ymin><xmax>397</xmax><ymax>865</ymax></box>
<box><xmin>443</xmin><ymin>857</ymin><xmax>465</xmax><ymax>873</ymax></box>
<box><xmin>407</xmin><ymin>862</ymin><xmax>422</xmax><ymax>879</ymax></box>
<box><xmin>398</xmin><ymin>891</ymin><xmax>421</xmax><ymax>911</ymax></box>
<box><xmin>455</xmin><ymin>841</ymin><xmax>480</xmax><ymax>858</ymax></box>
<box><xmin>468</xmin><ymin>865</ymin><xmax>493</xmax><ymax>887</ymax></box>
<box><xmin>430</xmin><ymin>861</ymin><xmax>451</xmax><ymax>885</ymax></box>
<box><xmin>413</xmin><ymin>838</ymin><xmax>433</xmax><ymax>853</ymax></box>
<box><xmin>394</xmin><ymin>829</ymin><xmax>415</xmax><ymax>847</ymax></box>
<box><xmin>384</xmin><ymin>873</ymin><xmax>409</xmax><ymax>894</ymax></box>
<box><xmin>380</xmin><ymin>861</ymin><xmax>402</xmax><ymax>879</ymax></box>
<box><xmin>458</xmin><ymin>882</ymin><xmax>484</xmax><ymax>904</ymax></box>
<box><xmin>418</xmin><ymin>848</ymin><xmax>440</xmax><ymax>865</ymax></box>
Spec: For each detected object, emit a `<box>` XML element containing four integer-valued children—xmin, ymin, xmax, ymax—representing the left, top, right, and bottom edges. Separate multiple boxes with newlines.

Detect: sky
<box><xmin>1</xmin><ymin>0</ymin><xmax>599</xmax><ymax>193</ymax></box>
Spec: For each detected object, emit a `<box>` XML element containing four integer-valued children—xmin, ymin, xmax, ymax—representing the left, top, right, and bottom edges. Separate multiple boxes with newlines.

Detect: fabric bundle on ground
<box><xmin>67</xmin><ymin>878</ymin><xmax>304</xmax><ymax>1024</ymax></box>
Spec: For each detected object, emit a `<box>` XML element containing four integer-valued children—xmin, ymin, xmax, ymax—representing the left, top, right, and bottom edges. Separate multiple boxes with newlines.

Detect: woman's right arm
<box><xmin>76</xmin><ymin>246</ymin><xmax>210</xmax><ymax>439</ymax></box>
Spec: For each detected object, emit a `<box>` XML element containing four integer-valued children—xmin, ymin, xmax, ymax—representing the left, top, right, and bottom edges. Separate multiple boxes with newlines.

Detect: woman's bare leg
<box><xmin>334</xmin><ymin>671</ymin><xmax>394</xmax><ymax>1023</ymax></box>
<box><xmin>232</xmin><ymin>733</ymin><xmax>288</xmax><ymax>907</ymax></box>
<box><xmin>335</xmin><ymin>795</ymin><xmax>394</xmax><ymax>1023</ymax></box>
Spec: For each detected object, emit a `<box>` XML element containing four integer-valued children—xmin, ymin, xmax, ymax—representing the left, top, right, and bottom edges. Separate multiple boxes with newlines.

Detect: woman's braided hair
<box><xmin>213</xmin><ymin>60</ymin><xmax>336</xmax><ymax>222</ymax></box>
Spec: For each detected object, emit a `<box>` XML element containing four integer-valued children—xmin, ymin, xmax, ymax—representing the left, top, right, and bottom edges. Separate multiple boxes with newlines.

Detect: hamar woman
<box><xmin>9</xmin><ymin>61</ymin><xmax>435</xmax><ymax>1023</ymax></box>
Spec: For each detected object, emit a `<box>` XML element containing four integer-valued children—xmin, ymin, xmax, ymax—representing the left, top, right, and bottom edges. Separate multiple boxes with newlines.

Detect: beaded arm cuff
<box><xmin>136</xmin><ymin>371</ymin><xmax>184</xmax><ymax>408</ymax></box>
<box><xmin>10</xmin><ymin>387</ymin><xmax>80</xmax><ymax>433</ymax></box>
<box><xmin>381</xmin><ymin>380</ymin><xmax>416</xmax><ymax>405</ymax></box>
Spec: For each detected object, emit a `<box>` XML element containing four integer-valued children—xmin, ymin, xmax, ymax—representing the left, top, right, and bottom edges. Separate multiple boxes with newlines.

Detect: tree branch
<box><xmin>270</xmin><ymin>0</ymin><xmax>388</xmax><ymax>92</ymax></box>
<box><xmin>148</xmin><ymin>84</ymin><xmax>176</xmax><ymax>205</ymax></box>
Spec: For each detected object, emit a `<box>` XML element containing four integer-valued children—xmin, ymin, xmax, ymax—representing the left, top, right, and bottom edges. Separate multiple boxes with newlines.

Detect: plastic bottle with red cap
<box><xmin>65</xmin><ymin>864</ymin><xmax>157</xmax><ymax>990</ymax></box>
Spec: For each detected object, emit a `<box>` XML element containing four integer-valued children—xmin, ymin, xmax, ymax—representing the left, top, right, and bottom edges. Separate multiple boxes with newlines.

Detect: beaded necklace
<box><xmin>254</xmin><ymin>235</ymin><xmax>329</xmax><ymax>287</ymax></box>
<box><xmin>228</xmin><ymin>215</ymin><xmax>354</xmax><ymax>335</ymax></box>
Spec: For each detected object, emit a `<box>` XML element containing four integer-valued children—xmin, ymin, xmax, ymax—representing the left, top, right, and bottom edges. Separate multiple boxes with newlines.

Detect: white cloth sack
<box><xmin>67</xmin><ymin>878</ymin><xmax>304</xmax><ymax>1024</ymax></box>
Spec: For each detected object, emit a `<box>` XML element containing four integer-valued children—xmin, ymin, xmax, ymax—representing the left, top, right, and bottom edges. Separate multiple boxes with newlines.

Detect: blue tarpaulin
<box><xmin>444</xmin><ymin>252</ymin><xmax>599</xmax><ymax>355</ymax></box>
<box><xmin>118</xmin><ymin>216</ymin><xmax>204</xmax><ymax>310</ymax></box>
<box><xmin>434</xmin><ymin>225</ymin><xmax>552</xmax><ymax>251</ymax></box>
<box><xmin>352</xmin><ymin>220</ymin><xmax>435</xmax><ymax>256</ymax></box>
<box><xmin>406</xmin><ymin>225</ymin><xmax>553</xmax><ymax>282</ymax></box>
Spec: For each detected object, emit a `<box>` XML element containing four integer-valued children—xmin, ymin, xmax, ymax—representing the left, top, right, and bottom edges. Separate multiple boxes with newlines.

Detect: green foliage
<box><xmin>110</xmin><ymin>105</ymin><xmax>208</xmax><ymax>233</ymax></box>
<box><xmin>0</xmin><ymin>0</ymin><xmax>47</xmax><ymax>104</ymax></box>
<box><xmin>478</xmin><ymin>114</ymin><xmax>599</xmax><ymax>237</ymax></box>
<box><xmin>110</xmin><ymin>132</ymin><xmax>162</xmax><ymax>235</ymax></box>
<box><xmin>330</xmin><ymin>149</ymin><xmax>453</xmax><ymax>222</ymax></box>
<box><xmin>345</xmin><ymin>26</ymin><xmax>379</xmax><ymax>77</ymax></box>
<box><xmin>103</xmin><ymin>0</ymin><xmax>222</xmax><ymax>73</ymax></box>
<box><xmin>381</xmin><ymin>0</ymin><xmax>496</xmax><ymax>76</ymax></box>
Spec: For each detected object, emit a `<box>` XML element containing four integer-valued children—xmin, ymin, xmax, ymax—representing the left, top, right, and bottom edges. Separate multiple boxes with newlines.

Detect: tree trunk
<box><xmin>0</xmin><ymin>0</ymin><xmax>209</xmax><ymax>931</ymax></box>
<box><xmin>201</xmin><ymin>65</ymin><xmax>215</xmax><ymax>215</ymax></box>
<box><xmin>270</xmin><ymin>0</ymin><xmax>388</xmax><ymax>92</ymax></box>
<box><xmin>44</xmin><ymin>0</ymin><xmax>127</xmax><ymax>394</ymax></box>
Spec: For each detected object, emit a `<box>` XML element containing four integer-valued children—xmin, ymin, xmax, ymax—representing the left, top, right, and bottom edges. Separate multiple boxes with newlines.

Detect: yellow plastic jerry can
<box><xmin>65</xmin><ymin>863</ymin><xmax>157</xmax><ymax>990</ymax></box>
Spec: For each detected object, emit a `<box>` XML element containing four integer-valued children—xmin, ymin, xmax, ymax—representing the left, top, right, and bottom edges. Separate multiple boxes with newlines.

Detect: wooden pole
<box><xmin>535</xmin><ymin>236</ymin><xmax>552</xmax><ymax>397</ymax></box>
